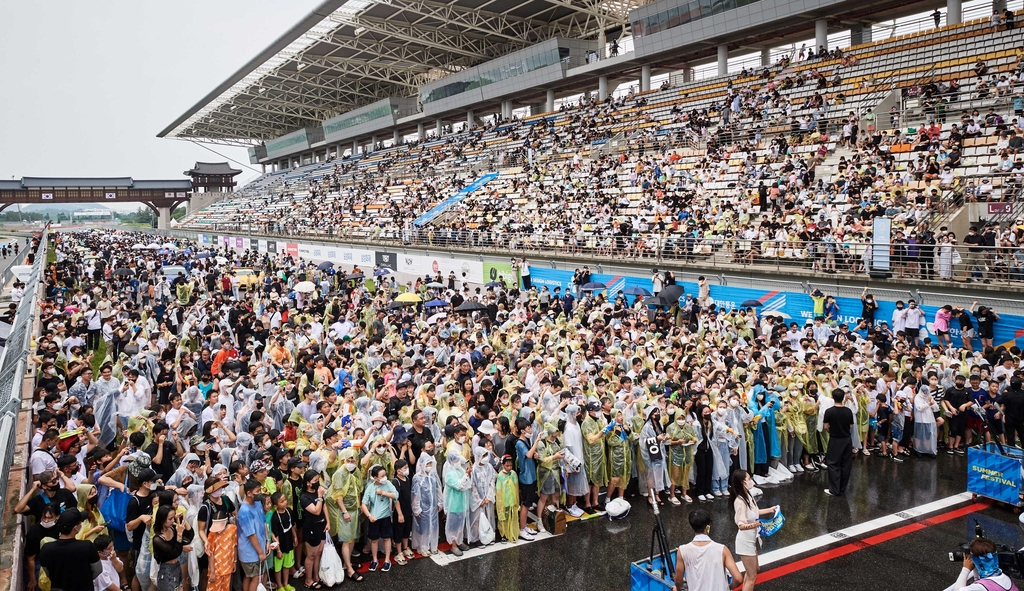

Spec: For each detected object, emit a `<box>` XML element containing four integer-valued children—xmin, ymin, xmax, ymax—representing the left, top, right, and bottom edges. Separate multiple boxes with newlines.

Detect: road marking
<box><xmin>750</xmin><ymin>493</ymin><xmax>988</xmax><ymax>584</ymax></box>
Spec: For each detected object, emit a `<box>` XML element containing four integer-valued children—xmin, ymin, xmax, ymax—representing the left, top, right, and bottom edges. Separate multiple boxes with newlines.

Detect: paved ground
<box><xmin>298</xmin><ymin>452</ymin><xmax>1023</xmax><ymax>591</ymax></box>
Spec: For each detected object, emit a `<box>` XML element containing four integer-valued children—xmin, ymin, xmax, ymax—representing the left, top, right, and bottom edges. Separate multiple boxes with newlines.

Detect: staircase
<box><xmin>816</xmin><ymin>147</ymin><xmax>854</xmax><ymax>184</ymax></box>
<box><xmin>412</xmin><ymin>172</ymin><xmax>499</xmax><ymax>227</ymax></box>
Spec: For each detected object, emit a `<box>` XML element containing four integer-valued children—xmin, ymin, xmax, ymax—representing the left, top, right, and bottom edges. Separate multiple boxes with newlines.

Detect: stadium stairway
<box><xmin>413</xmin><ymin>172</ymin><xmax>499</xmax><ymax>227</ymax></box>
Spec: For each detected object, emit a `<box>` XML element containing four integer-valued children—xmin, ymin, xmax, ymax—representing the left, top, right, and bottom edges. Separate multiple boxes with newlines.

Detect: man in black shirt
<box><xmin>25</xmin><ymin>504</ymin><xmax>59</xmax><ymax>591</ymax></box>
<box><xmin>15</xmin><ymin>470</ymin><xmax>77</xmax><ymax>522</ymax></box>
<box><xmin>145</xmin><ymin>423</ymin><xmax>179</xmax><ymax>483</ymax></box>
<box><xmin>126</xmin><ymin>468</ymin><xmax>158</xmax><ymax>557</ymax></box>
<box><xmin>38</xmin><ymin>508</ymin><xmax>101</xmax><ymax>591</ymax></box>
<box><xmin>823</xmin><ymin>388</ymin><xmax>854</xmax><ymax>497</ymax></box>
<box><xmin>943</xmin><ymin>374</ymin><xmax>971</xmax><ymax>453</ymax></box>
<box><xmin>1001</xmin><ymin>378</ymin><xmax>1024</xmax><ymax>447</ymax></box>
<box><xmin>407</xmin><ymin>409</ymin><xmax>435</xmax><ymax>464</ymax></box>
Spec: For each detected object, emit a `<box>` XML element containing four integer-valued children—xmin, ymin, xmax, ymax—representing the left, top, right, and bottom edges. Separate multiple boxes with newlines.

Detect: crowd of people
<box><xmin>182</xmin><ymin>19</ymin><xmax>1024</xmax><ymax>284</ymax></box>
<box><xmin>16</xmin><ymin>228</ymin><xmax>1024</xmax><ymax>591</ymax></box>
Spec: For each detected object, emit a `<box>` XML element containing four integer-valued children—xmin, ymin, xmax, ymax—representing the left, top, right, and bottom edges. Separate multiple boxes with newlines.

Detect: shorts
<box><xmin>240</xmin><ymin>561</ymin><xmax>261</xmax><ymax>578</ymax></box>
<box><xmin>273</xmin><ymin>550</ymin><xmax>295</xmax><ymax>572</ymax></box>
<box><xmin>519</xmin><ymin>481</ymin><xmax>538</xmax><ymax>507</ymax></box>
<box><xmin>949</xmin><ymin>413</ymin><xmax>967</xmax><ymax>437</ymax></box>
<box><xmin>367</xmin><ymin>516</ymin><xmax>393</xmax><ymax>541</ymax></box>
<box><xmin>962</xmin><ymin>328</ymin><xmax>977</xmax><ymax>339</ymax></box>
<box><xmin>967</xmin><ymin>415</ymin><xmax>985</xmax><ymax>432</ymax></box>
<box><xmin>303</xmin><ymin>523</ymin><xmax>325</xmax><ymax>546</ymax></box>
<box><xmin>989</xmin><ymin>419</ymin><xmax>1004</xmax><ymax>436</ymax></box>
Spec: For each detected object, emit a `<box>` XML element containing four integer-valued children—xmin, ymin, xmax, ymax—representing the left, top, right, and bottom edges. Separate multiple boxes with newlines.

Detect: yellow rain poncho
<box><xmin>326</xmin><ymin>449</ymin><xmax>363</xmax><ymax>542</ymax></box>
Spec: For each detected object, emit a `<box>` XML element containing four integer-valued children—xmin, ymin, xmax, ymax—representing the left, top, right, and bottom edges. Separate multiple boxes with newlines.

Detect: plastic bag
<box><xmin>758</xmin><ymin>507</ymin><xmax>785</xmax><ymax>537</ymax></box>
<box><xmin>479</xmin><ymin>516</ymin><xmax>495</xmax><ymax>545</ymax></box>
<box><xmin>319</xmin><ymin>536</ymin><xmax>345</xmax><ymax>587</ymax></box>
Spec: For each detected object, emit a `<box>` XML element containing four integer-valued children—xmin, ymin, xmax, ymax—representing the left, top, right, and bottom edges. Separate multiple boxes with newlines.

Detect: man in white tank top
<box><xmin>674</xmin><ymin>509</ymin><xmax>744</xmax><ymax>591</ymax></box>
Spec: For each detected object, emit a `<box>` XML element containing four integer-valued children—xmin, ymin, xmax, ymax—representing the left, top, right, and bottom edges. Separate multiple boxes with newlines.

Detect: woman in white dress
<box><xmin>937</xmin><ymin>236</ymin><xmax>954</xmax><ymax>280</ymax></box>
<box><xmin>730</xmin><ymin>470</ymin><xmax>780</xmax><ymax>591</ymax></box>
<box><xmin>674</xmin><ymin>510</ymin><xmax>744</xmax><ymax>591</ymax></box>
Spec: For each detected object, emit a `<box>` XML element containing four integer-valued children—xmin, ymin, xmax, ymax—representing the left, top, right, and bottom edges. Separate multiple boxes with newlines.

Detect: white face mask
<box><xmin>676</xmin><ymin>418</ymin><xmax>685</xmax><ymax>426</ymax></box>
<box><xmin>729</xmin><ymin>399</ymin><xmax>739</xmax><ymax>408</ymax></box>
<box><xmin>743</xmin><ymin>479</ymin><xmax>754</xmax><ymax>490</ymax></box>
<box><xmin>399</xmin><ymin>468</ymin><xmax>409</xmax><ymax>478</ymax></box>
<box><xmin>344</xmin><ymin>463</ymin><xmax>357</xmax><ymax>472</ymax></box>
<box><xmin>457</xmin><ymin>436</ymin><xmax>466</xmax><ymax>444</ymax></box>
<box><xmin>717</xmin><ymin>408</ymin><xmax>727</xmax><ymax>416</ymax></box>
<box><xmin>40</xmin><ymin>520</ymin><xmax>55</xmax><ymax>528</ymax></box>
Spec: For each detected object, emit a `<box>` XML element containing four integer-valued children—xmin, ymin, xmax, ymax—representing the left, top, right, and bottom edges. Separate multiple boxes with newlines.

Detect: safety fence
<box><xmin>174</xmin><ymin>223</ymin><xmax>1024</xmax><ymax>287</ymax></box>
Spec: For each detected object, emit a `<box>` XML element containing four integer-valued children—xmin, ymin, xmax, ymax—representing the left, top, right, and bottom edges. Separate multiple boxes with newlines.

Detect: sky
<box><xmin>0</xmin><ymin>0</ymin><xmax>319</xmax><ymax>209</ymax></box>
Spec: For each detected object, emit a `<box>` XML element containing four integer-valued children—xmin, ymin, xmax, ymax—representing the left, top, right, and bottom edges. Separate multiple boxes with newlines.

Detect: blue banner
<box><xmin>528</xmin><ymin>267</ymin><xmax>1024</xmax><ymax>350</ymax></box>
<box><xmin>967</xmin><ymin>447</ymin><xmax>1022</xmax><ymax>505</ymax></box>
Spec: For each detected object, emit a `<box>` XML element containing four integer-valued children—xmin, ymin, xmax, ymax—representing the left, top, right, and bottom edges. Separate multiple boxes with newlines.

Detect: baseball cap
<box><xmin>137</xmin><ymin>468</ymin><xmax>158</xmax><ymax>484</ymax></box>
<box><xmin>56</xmin><ymin>507</ymin><xmax>84</xmax><ymax>535</ymax></box>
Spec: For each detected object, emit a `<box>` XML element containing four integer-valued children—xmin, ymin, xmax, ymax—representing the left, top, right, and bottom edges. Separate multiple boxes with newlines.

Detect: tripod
<box><xmin>647</xmin><ymin>488</ymin><xmax>675</xmax><ymax>582</ymax></box>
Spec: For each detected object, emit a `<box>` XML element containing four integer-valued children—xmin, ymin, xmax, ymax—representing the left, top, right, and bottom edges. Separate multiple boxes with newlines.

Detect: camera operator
<box><xmin>947</xmin><ymin>538</ymin><xmax>1017</xmax><ymax>591</ymax></box>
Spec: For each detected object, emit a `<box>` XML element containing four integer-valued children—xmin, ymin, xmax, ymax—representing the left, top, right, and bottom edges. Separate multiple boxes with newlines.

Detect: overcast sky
<box><xmin>0</xmin><ymin>0</ymin><xmax>318</xmax><ymax>208</ymax></box>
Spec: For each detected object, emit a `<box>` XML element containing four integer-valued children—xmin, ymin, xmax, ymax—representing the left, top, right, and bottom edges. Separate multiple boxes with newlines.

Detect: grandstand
<box><xmin>163</xmin><ymin>0</ymin><xmax>1024</xmax><ymax>282</ymax></box>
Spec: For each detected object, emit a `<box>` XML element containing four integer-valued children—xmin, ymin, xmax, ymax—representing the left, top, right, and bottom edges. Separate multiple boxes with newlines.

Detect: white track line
<box><xmin>745</xmin><ymin>492</ymin><xmax>974</xmax><ymax>572</ymax></box>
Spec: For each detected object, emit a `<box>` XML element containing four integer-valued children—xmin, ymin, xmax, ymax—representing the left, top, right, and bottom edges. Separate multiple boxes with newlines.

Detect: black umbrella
<box><xmin>646</xmin><ymin>295</ymin><xmax>674</xmax><ymax>307</ymax></box>
<box><xmin>659</xmin><ymin>285</ymin><xmax>685</xmax><ymax>302</ymax></box>
<box><xmin>387</xmin><ymin>301</ymin><xmax>409</xmax><ymax>310</ymax></box>
<box><xmin>485</xmin><ymin>281</ymin><xmax>504</xmax><ymax>288</ymax></box>
<box><xmin>113</xmin><ymin>268</ymin><xmax>135</xmax><ymax>277</ymax></box>
<box><xmin>346</xmin><ymin>273</ymin><xmax>365</xmax><ymax>281</ymax></box>
<box><xmin>455</xmin><ymin>301</ymin><xmax>488</xmax><ymax>312</ymax></box>
<box><xmin>740</xmin><ymin>299</ymin><xmax>763</xmax><ymax>308</ymax></box>
<box><xmin>581</xmin><ymin>281</ymin><xmax>607</xmax><ymax>290</ymax></box>
<box><xmin>317</xmin><ymin>261</ymin><xmax>335</xmax><ymax>271</ymax></box>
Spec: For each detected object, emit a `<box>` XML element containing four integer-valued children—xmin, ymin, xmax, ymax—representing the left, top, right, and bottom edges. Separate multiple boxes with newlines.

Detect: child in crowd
<box><xmin>391</xmin><ymin>459</ymin><xmax>413</xmax><ymax>565</ymax></box>
<box><xmin>270</xmin><ymin>492</ymin><xmax>297</xmax><ymax>591</ymax></box>
<box><xmin>361</xmin><ymin>465</ymin><xmax>402</xmax><ymax>572</ymax></box>
<box><xmin>93</xmin><ymin>535</ymin><xmax>123</xmax><ymax>591</ymax></box>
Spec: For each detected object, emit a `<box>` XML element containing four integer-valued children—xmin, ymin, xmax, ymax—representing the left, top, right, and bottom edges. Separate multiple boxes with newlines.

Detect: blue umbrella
<box><xmin>582</xmin><ymin>281</ymin><xmax>606</xmax><ymax>290</ymax></box>
<box><xmin>485</xmin><ymin>281</ymin><xmax>504</xmax><ymax>288</ymax></box>
<box><xmin>424</xmin><ymin>299</ymin><xmax>449</xmax><ymax>308</ymax></box>
<box><xmin>374</xmin><ymin>268</ymin><xmax>391</xmax><ymax>277</ymax></box>
<box><xmin>622</xmin><ymin>286</ymin><xmax>652</xmax><ymax>296</ymax></box>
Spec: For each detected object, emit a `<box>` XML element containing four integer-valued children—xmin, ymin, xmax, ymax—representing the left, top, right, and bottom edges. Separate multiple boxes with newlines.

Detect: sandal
<box><xmin>347</xmin><ymin>571</ymin><xmax>364</xmax><ymax>582</ymax></box>
<box><xmin>393</xmin><ymin>555</ymin><xmax>407</xmax><ymax>566</ymax></box>
<box><xmin>308</xmin><ymin>582</ymin><xmax>323</xmax><ymax>590</ymax></box>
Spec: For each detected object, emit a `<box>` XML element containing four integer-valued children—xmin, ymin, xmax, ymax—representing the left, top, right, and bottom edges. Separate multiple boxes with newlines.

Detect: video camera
<box><xmin>948</xmin><ymin>521</ymin><xmax>1024</xmax><ymax>579</ymax></box>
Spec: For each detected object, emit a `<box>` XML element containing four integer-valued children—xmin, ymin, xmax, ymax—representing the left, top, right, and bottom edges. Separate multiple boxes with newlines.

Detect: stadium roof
<box><xmin>159</xmin><ymin>0</ymin><xmax>642</xmax><ymax>145</ymax></box>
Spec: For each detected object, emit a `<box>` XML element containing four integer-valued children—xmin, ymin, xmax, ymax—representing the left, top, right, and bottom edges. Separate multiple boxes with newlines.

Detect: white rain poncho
<box><xmin>561</xmin><ymin>404</ymin><xmax>590</xmax><ymax>497</ymax></box>
<box><xmin>94</xmin><ymin>379</ymin><xmax>120</xmax><ymax>447</ymax></box>
<box><xmin>168</xmin><ymin>453</ymin><xmax>202</xmax><ymax>489</ymax></box>
<box><xmin>913</xmin><ymin>385</ymin><xmax>940</xmax><ymax>455</ymax></box>
<box><xmin>468</xmin><ymin>447</ymin><xmax>496</xmax><ymax>544</ymax></box>
<box><xmin>411</xmin><ymin>453</ymin><xmax>444</xmax><ymax>553</ymax></box>
<box><xmin>442</xmin><ymin>450</ymin><xmax>472</xmax><ymax>545</ymax></box>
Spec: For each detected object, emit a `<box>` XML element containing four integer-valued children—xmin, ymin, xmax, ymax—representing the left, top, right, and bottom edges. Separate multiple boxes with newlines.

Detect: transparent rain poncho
<box><xmin>411</xmin><ymin>453</ymin><xmax>444</xmax><ymax>553</ymax></box>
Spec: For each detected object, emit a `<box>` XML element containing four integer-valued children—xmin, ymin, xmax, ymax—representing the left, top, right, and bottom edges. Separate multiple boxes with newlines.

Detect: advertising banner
<box><xmin>375</xmin><ymin>251</ymin><xmax>398</xmax><ymax>271</ymax></box>
<box><xmin>483</xmin><ymin>261</ymin><xmax>516</xmax><ymax>286</ymax></box>
<box><xmin>968</xmin><ymin>447</ymin><xmax>1022</xmax><ymax>505</ymax></box>
<box><xmin>298</xmin><ymin>243</ymin><xmax>313</xmax><ymax>259</ymax></box>
<box><xmin>286</xmin><ymin>243</ymin><xmax>299</xmax><ymax>257</ymax></box>
<box><xmin>267</xmin><ymin>241</ymin><xmax>277</xmax><ymax>254</ymax></box>
<box><xmin>339</xmin><ymin>248</ymin><xmax>374</xmax><ymax>268</ymax></box>
<box><xmin>257</xmin><ymin>239</ymin><xmax>267</xmax><ymax>253</ymax></box>
<box><xmin>397</xmin><ymin>254</ymin><xmax>483</xmax><ymax>284</ymax></box>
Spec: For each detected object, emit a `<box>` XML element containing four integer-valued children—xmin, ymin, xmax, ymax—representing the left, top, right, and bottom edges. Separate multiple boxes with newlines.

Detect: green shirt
<box><xmin>361</xmin><ymin>480</ymin><xmax>397</xmax><ymax>520</ymax></box>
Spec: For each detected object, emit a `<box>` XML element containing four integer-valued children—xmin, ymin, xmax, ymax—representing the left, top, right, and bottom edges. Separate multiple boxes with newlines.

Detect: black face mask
<box><xmin>423</xmin><ymin>448</ymin><xmax>436</xmax><ymax>456</ymax></box>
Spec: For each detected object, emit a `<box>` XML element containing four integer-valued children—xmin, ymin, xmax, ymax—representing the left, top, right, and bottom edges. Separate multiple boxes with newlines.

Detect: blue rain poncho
<box><xmin>749</xmin><ymin>385</ymin><xmax>781</xmax><ymax>464</ymax></box>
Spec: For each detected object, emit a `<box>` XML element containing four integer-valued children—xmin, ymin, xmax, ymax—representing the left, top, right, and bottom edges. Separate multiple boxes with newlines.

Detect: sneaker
<box><xmin>458</xmin><ymin>543</ymin><xmax>469</xmax><ymax>552</ymax></box>
<box><xmin>404</xmin><ymin>549</ymin><xmax>414</xmax><ymax>559</ymax></box>
<box><xmin>669</xmin><ymin>496</ymin><xmax>681</xmax><ymax>506</ymax></box>
<box><xmin>713</xmin><ymin>490</ymin><xmax>724</xmax><ymax>497</ymax></box>
<box><xmin>450</xmin><ymin>545</ymin><xmax>463</xmax><ymax>557</ymax></box>
<box><xmin>956</xmin><ymin>448</ymin><xmax>966</xmax><ymax>455</ymax></box>
<box><xmin>793</xmin><ymin>464</ymin><xmax>805</xmax><ymax>473</ymax></box>
<box><xmin>947</xmin><ymin>448</ymin><xmax>955</xmax><ymax>455</ymax></box>
<box><xmin>369</xmin><ymin>561</ymin><xmax>379</xmax><ymax>572</ymax></box>
<box><xmin>520</xmin><ymin>528</ymin><xmax>536</xmax><ymax>539</ymax></box>
<box><xmin>787</xmin><ymin>464</ymin><xmax>798</xmax><ymax>473</ymax></box>
<box><xmin>698</xmin><ymin>494</ymin><xmax>709</xmax><ymax>501</ymax></box>
<box><xmin>824</xmin><ymin>488</ymin><xmax>836</xmax><ymax>497</ymax></box>
<box><xmin>393</xmin><ymin>555</ymin><xmax>407</xmax><ymax>566</ymax></box>
<box><xmin>583</xmin><ymin>506</ymin><xmax>596</xmax><ymax>515</ymax></box>
<box><xmin>892</xmin><ymin>454</ymin><xmax>904</xmax><ymax>463</ymax></box>
<box><xmin>567</xmin><ymin>505</ymin><xmax>584</xmax><ymax>518</ymax></box>
<box><xmin>382</xmin><ymin>561</ymin><xmax>392</xmax><ymax>572</ymax></box>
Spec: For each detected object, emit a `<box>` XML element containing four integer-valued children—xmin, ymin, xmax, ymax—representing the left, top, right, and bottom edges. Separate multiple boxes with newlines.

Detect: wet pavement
<box><xmin>313</xmin><ymin>453</ymin><xmax>1024</xmax><ymax>591</ymax></box>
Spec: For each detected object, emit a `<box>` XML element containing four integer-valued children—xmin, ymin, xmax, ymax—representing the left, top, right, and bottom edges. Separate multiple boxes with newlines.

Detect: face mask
<box><xmin>676</xmin><ymin>418</ymin><xmax>685</xmax><ymax>426</ymax></box>
<box><xmin>344</xmin><ymin>463</ymin><xmax>357</xmax><ymax>472</ymax></box>
<box><xmin>743</xmin><ymin>479</ymin><xmax>754</xmax><ymax>490</ymax></box>
<box><xmin>457</xmin><ymin>436</ymin><xmax>466</xmax><ymax>444</ymax></box>
<box><xmin>376</xmin><ymin>445</ymin><xmax>387</xmax><ymax>453</ymax></box>
<box><xmin>399</xmin><ymin>468</ymin><xmax>409</xmax><ymax>478</ymax></box>
<box><xmin>48</xmin><ymin>368</ymin><xmax>57</xmax><ymax>376</ymax></box>
<box><xmin>424</xmin><ymin>448</ymin><xmax>435</xmax><ymax>456</ymax></box>
<box><xmin>717</xmin><ymin>408</ymin><xmax>726</xmax><ymax>416</ymax></box>
<box><xmin>729</xmin><ymin>399</ymin><xmax>739</xmax><ymax>408</ymax></box>
<box><xmin>41</xmin><ymin>520</ymin><xmax>55</xmax><ymax>528</ymax></box>
<box><xmin>212</xmin><ymin>488</ymin><xmax>224</xmax><ymax>499</ymax></box>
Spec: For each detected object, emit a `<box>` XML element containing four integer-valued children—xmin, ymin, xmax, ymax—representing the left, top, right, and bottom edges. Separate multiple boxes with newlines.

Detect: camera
<box><xmin>949</xmin><ymin>522</ymin><xmax>1024</xmax><ymax>579</ymax></box>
